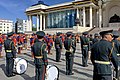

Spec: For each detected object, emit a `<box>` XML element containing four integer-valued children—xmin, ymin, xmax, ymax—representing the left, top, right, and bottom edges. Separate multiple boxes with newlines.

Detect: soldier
<box><xmin>32</xmin><ymin>31</ymin><xmax>48</xmax><ymax>80</ymax></box>
<box><xmin>112</xmin><ymin>30</ymin><xmax>120</xmax><ymax>56</ymax></box>
<box><xmin>23</xmin><ymin>34</ymin><xmax>27</xmax><ymax>49</ymax></box>
<box><xmin>112</xmin><ymin>30</ymin><xmax>120</xmax><ymax>79</ymax></box>
<box><xmin>47</xmin><ymin>34</ymin><xmax>53</xmax><ymax>55</ymax></box>
<box><xmin>4</xmin><ymin>32</ymin><xmax>16</xmax><ymax>77</ymax></box>
<box><xmin>92</xmin><ymin>33</ymin><xmax>100</xmax><ymax>44</ymax></box>
<box><xmin>91</xmin><ymin>30</ymin><xmax>119</xmax><ymax>80</ymax></box>
<box><xmin>80</xmin><ymin>32</ymin><xmax>89</xmax><ymax>67</ymax></box>
<box><xmin>0</xmin><ymin>33</ymin><xmax>3</xmax><ymax>57</ymax></box>
<box><xmin>64</xmin><ymin>32</ymin><xmax>75</xmax><ymax>75</ymax></box>
<box><xmin>54</xmin><ymin>32</ymin><xmax>62</xmax><ymax>62</ymax></box>
<box><xmin>89</xmin><ymin>34</ymin><xmax>93</xmax><ymax>48</ymax></box>
<box><xmin>17</xmin><ymin>34</ymin><xmax>23</xmax><ymax>54</ymax></box>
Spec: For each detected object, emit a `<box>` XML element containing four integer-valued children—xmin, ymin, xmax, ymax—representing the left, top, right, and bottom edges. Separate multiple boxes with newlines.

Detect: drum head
<box><xmin>46</xmin><ymin>65</ymin><xmax>59</xmax><ymax>80</ymax></box>
<box><xmin>14</xmin><ymin>58</ymin><xmax>27</xmax><ymax>74</ymax></box>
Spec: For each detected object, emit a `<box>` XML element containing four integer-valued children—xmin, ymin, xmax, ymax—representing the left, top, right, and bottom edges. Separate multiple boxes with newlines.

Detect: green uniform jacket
<box><xmin>91</xmin><ymin>39</ymin><xmax>119</xmax><ymax>75</ymax></box>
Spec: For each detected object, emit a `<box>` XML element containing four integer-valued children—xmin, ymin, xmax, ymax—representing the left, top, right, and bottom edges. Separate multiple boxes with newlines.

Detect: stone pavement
<box><xmin>0</xmin><ymin>43</ymin><xmax>93</xmax><ymax>80</ymax></box>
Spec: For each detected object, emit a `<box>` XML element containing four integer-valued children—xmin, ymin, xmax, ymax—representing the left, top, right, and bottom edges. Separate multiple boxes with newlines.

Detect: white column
<box><xmin>76</xmin><ymin>8</ymin><xmax>80</xmax><ymax>26</ymax></box>
<box><xmin>29</xmin><ymin>15</ymin><xmax>32</xmax><ymax>31</ymax></box>
<box><xmin>43</xmin><ymin>15</ymin><xmax>46</xmax><ymax>30</ymax></box>
<box><xmin>83</xmin><ymin>7</ymin><xmax>86</xmax><ymax>27</ymax></box>
<box><xmin>97</xmin><ymin>10</ymin><xmax>99</xmax><ymax>27</ymax></box>
<box><xmin>37</xmin><ymin>14</ymin><xmax>39</xmax><ymax>31</ymax></box>
<box><xmin>90</xmin><ymin>6</ymin><xmax>93</xmax><ymax>28</ymax></box>
<box><xmin>27</xmin><ymin>15</ymin><xmax>29</xmax><ymax>31</ymax></box>
<box><xmin>94</xmin><ymin>9</ymin><xmax>97</xmax><ymax>27</ymax></box>
<box><xmin>77</xmin><ymin>8</ymin><xmax>79</xmax><ymax>19</ymax></box>
<box><xmin>98</xmin><ymin>0</ymin><xmax>102</xmax><ymax>28</ymax></box>
<box><xmin>40</xmin><ymin>14</ymin><xmax>42</xmax><ymax>31</ymax></box>
<box><xmin>99</xmin><ymin>8</ymin><xmax>102</xmax><ymax>28</ymax></box>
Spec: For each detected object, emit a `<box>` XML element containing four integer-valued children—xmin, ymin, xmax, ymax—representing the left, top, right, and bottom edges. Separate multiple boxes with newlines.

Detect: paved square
<box><xmin>0</xmin><ymin>43</ymin><xmax>93</xmax><ymax>80</ymax></box>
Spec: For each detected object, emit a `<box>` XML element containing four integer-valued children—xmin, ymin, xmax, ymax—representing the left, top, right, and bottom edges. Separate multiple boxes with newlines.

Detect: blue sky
<box><xmin>0</xmin><ymin>0</ymin><xmax>73</xmax><ymax>22</ymax></box>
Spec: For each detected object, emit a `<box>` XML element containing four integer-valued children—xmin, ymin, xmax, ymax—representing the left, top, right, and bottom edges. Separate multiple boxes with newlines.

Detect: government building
<box><xmin>25</xmin><ymin>0</ymin><xmax>120</xmax><ymax>34</ymax></box>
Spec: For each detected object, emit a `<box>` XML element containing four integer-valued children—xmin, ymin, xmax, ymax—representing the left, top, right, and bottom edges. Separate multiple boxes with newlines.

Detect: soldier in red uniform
<box><xmin>17</xmin><ymin>34</ymin><xmax>23</xmax><ymax>54</ymax></box>
<box><xmin>0</xmin><ymin>33</ymin><xmax>3</xmax><ymax>57</ymax></box>
<box><xmin>12</xmin><ymin>34</ymin><xmax>17</xmax><ymax>47</ymax></box>
<box><xmin>47</xmin><ymin>35</ymin><xmax>53</xmax><ymax>55</ymax></box>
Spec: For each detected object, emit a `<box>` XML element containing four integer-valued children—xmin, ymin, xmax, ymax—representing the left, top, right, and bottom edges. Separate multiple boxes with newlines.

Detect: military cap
<box><xmin>66</xmin><ymin>31</ymin><xmax>72</xmax><ymax>36</ymax></box>
<box><xmin>94</xmin><ymin>33</ymin><xmax>99</xmax><ymax>37</ymax></box>
<box><xmin>36</xmin><ymin>31</ymin><xmax>45</xmax><ymax>37</ymax></box>
<box><xmin>32</xmin><ymin>33</ymin><xmax>35</xmax><ymax>36</ymax></box>
<box><xmin>90</xmin><ymin>34</ymin><xmax>93</xmax><ymax>36</ymax></box>
<box><xmin>57</xmin><ymin>32</ymin><xmax>61</xmax><ymax>36</ymax></box>
<box><xmin>82</xmin><ymin>32</ymin><xmax>88</xmax><ymax>35</ymax></box>
<box><xmin>112</xmin><ymin>30</ymin><xmax>120</xmax><ymax>38</ymax></box>
<box><xmin>72</xmin><ymin>33</ymin><xmax>75</xmax><ymax>37</ymax></box>
<box><xmin>7</xmin><ymin>32</ymin><xmax>14</xmax><ymax>37</ymax></box>
<box><xmin>99</xmin><ymin>30</ymin><xmax>113</xmax><ymax>36</ymax></box>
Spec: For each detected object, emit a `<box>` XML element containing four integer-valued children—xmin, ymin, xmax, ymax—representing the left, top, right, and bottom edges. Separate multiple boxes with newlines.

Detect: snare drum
<box><xmin>45</xmin><ymin>65</ymin><xmax>59</xmax><ymax>80</ymax></box>
<box><xmin>14</xmin><ymin>58</ymin><xmax>28</xmax><ymax>74</ymax></box>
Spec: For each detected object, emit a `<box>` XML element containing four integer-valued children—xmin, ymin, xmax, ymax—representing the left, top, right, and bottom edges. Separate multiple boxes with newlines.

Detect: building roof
<box><xmin>25</xmin><ymin>0</ymin><xmax>97</xmax><ymax>15</ymax></box>
<box><xmin>32</xmin><ymin>1</ymin><xmax>49</xmax><ymax>6</ymax></box>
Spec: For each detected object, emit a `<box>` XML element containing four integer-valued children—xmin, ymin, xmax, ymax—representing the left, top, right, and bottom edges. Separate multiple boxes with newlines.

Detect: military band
<box><xmin>0</xmin><ymin>29</ymin><xmax>119</xmax><ymax>80</ymax></box>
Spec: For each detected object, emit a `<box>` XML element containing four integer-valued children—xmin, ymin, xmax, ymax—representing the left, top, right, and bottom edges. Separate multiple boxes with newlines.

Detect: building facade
<box><xmin>0</xmin><ymin>19</ymin><xmax>13</xmax><ymax>34</ymax></box>
<box><xmin>15</xmin><ymin>19</ymin><xmax>29</xmax><ymax>33</ymax></box>
<box><xmin>25</xmin><ymin>0</ymin><xmax>120</xmax><ymax>33</ymax></box>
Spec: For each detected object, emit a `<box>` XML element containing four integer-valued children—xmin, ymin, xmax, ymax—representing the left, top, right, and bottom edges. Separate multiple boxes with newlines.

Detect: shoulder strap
<box><xmin>9</xmin><ymin>41</ymin><xmax>13</xmax><ymax>49</ymax></box>
<box><xmin>109</xmin><ymin>42</ymin><xmax>115</xmax><ymax>60</ymax></box>
<box><xmin>40</xmin><ymin>43</ymin><xmax>46</xmax><ymax>56</ymax></box>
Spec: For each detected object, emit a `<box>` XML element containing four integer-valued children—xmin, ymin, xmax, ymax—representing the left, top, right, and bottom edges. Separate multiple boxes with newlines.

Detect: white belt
<box><xmin>94</xmin><ymin>60</ymin><xmax>110</xmax><ymax>64</ymax></box>
<box><xmin>117</xmin><ymin>54</ymin><xmax>120</xmax><ymax>56</ymax></box>
<box><xmin>83</xmin><ymin>45</ymin><xmax>88</xmax><ymax>47</ymax></box>
<box><xmin>6</xmin><ymin>50</ymin><xmax>12</xmax><ymax>52</ymax></box>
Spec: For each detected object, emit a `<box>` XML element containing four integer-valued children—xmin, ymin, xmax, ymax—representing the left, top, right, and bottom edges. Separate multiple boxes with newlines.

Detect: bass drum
<box><xmin>14</xmin><ymin>58</ymin><xmax>28</xmax><ymax>74</ymax></box>
<box><xmin>45</xmin><ymin>65</ymin><xmax>59</xmax><ymax>80</ymax></box>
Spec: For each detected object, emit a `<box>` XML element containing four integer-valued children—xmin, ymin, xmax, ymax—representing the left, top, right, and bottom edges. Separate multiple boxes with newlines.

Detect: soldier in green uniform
<box><xmin>112</xmin><ymin>30</ymin><xmax>120</xmax><ymax>79</ymax></box>
<box><xmin>32</xmin><ymin>31</ymin><xmax>48</xmax><ymax>80</ymax></box>
<box><xmin>4</xmin><ymin>32</ymin><xmax>16</xmax><ymax>77</ymax></box>
<box><xmin>89</xmin><ymin>34</ymin><xmax>93</xmax><ymax>48</ymax></box>
<box><xmin>64</xmin><ymin>32</ymin><xmax>75</xmax><ymax>75</ymax></box>
<box><xmin>80</xmin><ymin>32</ymin><xmax>89</xmax><ymax>67</ymax></box>
<box><xmin>112</xmin><ymin>30</ymin><xmax>120</xmax><ymax>56</ymax></box>
<box><xmin>91</xmin><ymin>30</ymin><xmax>119</xmax><ymax>80</ymax></box>
<box><xmin>54</xmin><ymin>32</ymin><xmax>62</xmax><ymax>62</ymax></box>
<box><xmin>92</xmin><ymin>33</ymin><xmax>100</xmax><ymax>44</ymax></box>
